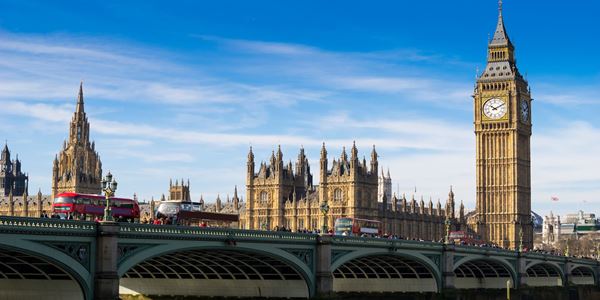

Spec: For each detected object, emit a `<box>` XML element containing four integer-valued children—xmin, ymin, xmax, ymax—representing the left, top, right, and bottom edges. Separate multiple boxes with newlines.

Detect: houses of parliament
<box><xmin>240</xmin><ymin>144</ymin><xmax>465</xmax><ymax>241</ymax></box>
<box><xmin>0</xmin><ymin>2</ymin><xmax>533</xmax><ymax>249</ymax></box>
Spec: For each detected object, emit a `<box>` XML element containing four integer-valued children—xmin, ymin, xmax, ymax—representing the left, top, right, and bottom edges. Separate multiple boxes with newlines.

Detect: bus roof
<box><xmin>55</xmin><ymin>192</ymin><xmax>135</xmax><ymax>202</ymax></box>
<box><xmin>336</xmin><ymin>217</ymin><xmax>381</xmax><ymax>223</ymax></box>
<box><xmin>178</xmin><ymin>210</ymin><xmax>239</xmax><ymax>222</ymax></box>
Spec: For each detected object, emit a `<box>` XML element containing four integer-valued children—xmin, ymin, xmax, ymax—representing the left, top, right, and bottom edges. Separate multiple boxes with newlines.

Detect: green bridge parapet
<box><xmin>0</xmin><ymin>216</ymin><xmax>97</xmax><ymax>235</ymax></box>
<box><xmin>119</xmin><ymin>223</ymin><xmax>318</xmax><ymax>242</ymax></box>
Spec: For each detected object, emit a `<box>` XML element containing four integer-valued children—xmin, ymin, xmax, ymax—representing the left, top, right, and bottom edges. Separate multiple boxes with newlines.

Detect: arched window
<box><xmin>334</xmin><ymin>188</ymin><xmax>343</xmax><ymax>201</ymax></box>
<box><xmin>260</xmin><ymin>191</ymin><xmax>269</xmax><ymax>202</ymax></box>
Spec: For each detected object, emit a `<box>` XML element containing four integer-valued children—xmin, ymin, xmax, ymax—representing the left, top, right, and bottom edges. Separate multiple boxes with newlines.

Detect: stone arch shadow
<box><xmin>568</xmin><ymin>265</ymin><xmax>597</xmax><ymax>286</ymax></box>
<box><xmin>0</xmin><ymin>238</ymin><xmax>92</xmax><ymax>300</ymax></box>
<box><xmin>118</xmin><ymin>242</ymin><xmax>315</xmax><ymax>298</ymax></box>
<box><xmin>331</xmin><ymin>249</ymin><xmax>442</xmax><ymax>293</ymax></box>
<box><xmin>524</xmin><ymin>261</ymin><xmax>565</xmax><ymax>287</ymax></box>
<box><xmin>453</xmin><ymin>256</ymin><xmax>517</xmax><ymax>289</ymax></box>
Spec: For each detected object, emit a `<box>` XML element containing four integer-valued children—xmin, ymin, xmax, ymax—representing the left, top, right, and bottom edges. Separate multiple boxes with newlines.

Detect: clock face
<box><xmin>520</xmin><ymin>100</ymin><xmax>529</xmax><ymax>122</ymax></box>
<box><xmin>483</xmin><ymin>98</ymin><xmax>507</xmax><ymax>119</ymax></box>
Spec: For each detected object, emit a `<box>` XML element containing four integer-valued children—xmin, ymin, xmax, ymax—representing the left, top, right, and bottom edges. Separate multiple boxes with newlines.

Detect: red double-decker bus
<box><xmin>334</xmin><ymin>217</ymin><xmax>382</xmax><ymax>237</ymax></box>
<box><xmin>53</xmin><ymin>192</ymin><xmax>140</xmax><ymax>221</ymax></box>
<box><xmin>449</xmin><ymin>231</ymin><xmax>484</xmax><ymax>245</ymax></box>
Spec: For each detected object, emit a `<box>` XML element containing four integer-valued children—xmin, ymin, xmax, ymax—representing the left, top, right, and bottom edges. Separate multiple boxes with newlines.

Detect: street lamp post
<box><xmin>444</xmin><ymin>217</ymin><xmax>451</xmax><ymax>244</ymax></box>
<box><xmin>518</xmin><ymin>225</ymin><xmax>524</xmax><ymax>252</ymax></box>
<box><xmin>101</xmin><ymin>171</ymin><xmax>118</xmax><ymax>222</ymax></box>
<box><xmin>320</xmin><ymin>201</ymin><xmax>329</xmax><ymax>235</ymax></box>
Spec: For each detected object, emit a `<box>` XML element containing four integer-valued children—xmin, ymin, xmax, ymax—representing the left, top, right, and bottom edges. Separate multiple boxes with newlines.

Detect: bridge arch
<box><xmin>331</xmin><ymin>249</ymin><xmax>441</xmax><ymax>293</ymax></box>
<box><xmin>569</xmin><ymin>265</ymin><xmax>596</xmax><ymax>286</ymax></box>
<box><xmin>0</xmin><ymin>239</ymin><xmax>91</xmax><ymax>300</ymax></box>
<box><xmin>453</xmin><ymin>257</ymin><xmax>516</xmax><ymax>289</ymax></box>
<box><xmin>523</xmin><ymin>262</ymin><xmax>564</xmax><ymax>287</ymax></box>
<box><xmin>118</xmin><ymin>243</ymin><xmax>314</xmax><ymax>298</ymax></box>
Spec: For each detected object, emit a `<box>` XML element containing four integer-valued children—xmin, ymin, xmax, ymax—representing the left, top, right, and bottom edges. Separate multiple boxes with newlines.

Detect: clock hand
<box><xmin>491</xmin><ymin>103</ymin><xmax>505</xmax><ymax>110</ymax></box>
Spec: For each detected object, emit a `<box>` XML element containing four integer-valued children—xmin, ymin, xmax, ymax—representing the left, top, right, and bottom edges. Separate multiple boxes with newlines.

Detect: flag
<box><xmin>551</xmin><ymin>196</ymin><xmax>559</xmax><ymax>202</ymax></box>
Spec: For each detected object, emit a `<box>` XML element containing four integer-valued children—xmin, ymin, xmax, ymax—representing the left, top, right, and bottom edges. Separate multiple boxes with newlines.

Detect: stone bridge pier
<box><xmin>315</xmin><ymin>235</ymin><xmax>333</xmax><ymax>297</ymax></box>
<box><xmin>94</xmin><ymin>222</ymin><xmax>120</xmax><ymax>300</ymax></box>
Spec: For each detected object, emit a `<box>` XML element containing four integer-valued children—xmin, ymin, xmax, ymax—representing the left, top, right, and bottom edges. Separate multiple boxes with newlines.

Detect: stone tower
<box><xmin>0</xmin><ymin>142</ymin><xmax>28</xmax><ymax>196</ymax></box>
<box><xmin>378</xmin><ymin>168</ymin><xmax>392</xmax><ymax>203</ymax></box>
<box><xmin>320</xmin><ymin>142</ymin><xmax>379</xmax><ymax>229</ymax></box>
<box><xmin>245</xmin><ymin>146</ymin><xmax>313</xmax><ymax>230</ymax></box>
<box><xmin>473</xmin><ymin>1</ymin><xmax>532</xmax><ymax>249</ymax></box>
<box><xmin>169</xmin><ymin>178</ymin><xmax>191</xmax><ymax>201</ymax></box>
<box><xmin>52</xmin><ymin>83</ymin><xmax>103</xmax><ymax>199</ymax></box>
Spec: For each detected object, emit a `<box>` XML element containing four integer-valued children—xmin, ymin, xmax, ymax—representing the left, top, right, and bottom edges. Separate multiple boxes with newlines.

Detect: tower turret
<box><xmin>22</xmin><ymin>183</ymin><xmax>29</xmax><ymax>217</ymax></box>
<box><xmin>320</xmin><ymin>143</ymin><xmax>328</xmax><ymax>182</ymax></box>
<box><xmin>370</xmin><ymin>145</ymin><xmax>378</xmax><ymax>174</ymax></box>
<box><xmin>233</xmin><ymin>185</ymin><xmax>240</xmax><ymax>211</ymax></box>
<box><xmin>1</xmin><ymin>141</ymin><xmax>10</xmax><ymax>165</ymax></box>
<box><xmin>216</xmin><ymin>194</ymin><xmax>222</xmax><ymax>212</ymax></box>
<box><xmin>350</xmin><ymin>141</ymin><xmax>358</xmax><ymax>161</ymax></box>
<box><xmin>446</xmin><ymin>186</ymin><xmax>455</xmax><ymax>218</ymax></box>
<box><xmin>37</xmin><ymin>188</ymin><xmax>43</xmax><ymax>217</ymax></box>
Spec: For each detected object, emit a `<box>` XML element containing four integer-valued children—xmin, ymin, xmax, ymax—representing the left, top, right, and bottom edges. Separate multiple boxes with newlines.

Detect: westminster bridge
<box><xmin>0</xmin><ymin>216</ymin><xmax>599</xmax><ymax>300</ymax></box>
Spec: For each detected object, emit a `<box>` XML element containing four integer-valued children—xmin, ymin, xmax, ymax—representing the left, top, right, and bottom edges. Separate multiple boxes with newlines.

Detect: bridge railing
<box><xmin>119</xmin><ymin>223</ymin><xmax>318</xmax><ymax>242</ymax></box>
<box><xmin>523</xmin><ymin>252</ymin><xmax>600</xmax><ymax>266</ymax></box>
<box><xmin>0</xmin><ymin>216</ymin><xmax>97</xmax><ymax>235</ymax></box>
<box><xmin>453</xmin><ymin>243</ymin><xmax>518</xmax><ymax>256</ymax></box>
<box><xmin>330</xmin><ymin>235</ymin><xmax>444</xmax><ymax>250</ymax></box>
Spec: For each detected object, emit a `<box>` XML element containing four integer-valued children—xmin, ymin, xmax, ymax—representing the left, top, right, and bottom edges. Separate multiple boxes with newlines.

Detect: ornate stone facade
<box><xmin>0</xmin><ymin>143</ymin><xmax>28</xmax><ymax>196</ymax></box>
<box><xmin>52</xmin><ymin>83</ymin><xmax>103</xmax><ymax>199</ymax></box>
<box><xmin>471</xmin><ymin>3</ymin><xmax>533</xmax><ymax>249</ymax></box>
<box><xmin>0</xmin><ymin>189</ymin><xmax>53</xmax><ymax>217</ymax></box>
<box><xmin>241</xmin><ymin>144</ymin><xmax>461</xmax><ymax>240</ymax></box>
<box><xmin>169</xmin><ymin>179</ymin><xmax>191</xmax><ymax>201</ymax></box>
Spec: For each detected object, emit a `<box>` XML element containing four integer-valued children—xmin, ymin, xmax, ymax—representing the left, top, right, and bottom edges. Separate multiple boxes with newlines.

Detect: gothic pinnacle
<box><xmin>371</xmin><ymin>145</ymin><xmax>377</xmax><ymax>161</ymax></box>
<box><xmin>248</xmin><ymin>146</ymin><xmax>254</xmax><ymax>162</ymax></box>
<box><xmin>351</xmin><ymin>141</ymin><xmax>358</xmax><ymax>159</ymax></box>
<box><xmin>76</xmin><ymin>81</ymin><xmax>85</xmax><ymax>114</ymax></box>
<box><xmin>276</xmin><ymin>145</ymin><xmax>283</xmax><ymax>161</ymax></box>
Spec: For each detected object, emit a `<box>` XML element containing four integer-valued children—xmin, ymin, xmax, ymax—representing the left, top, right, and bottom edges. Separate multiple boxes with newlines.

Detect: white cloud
<box><xmin>1</xmin><ymin>31</ymin><xmax>599</xmax><ymax>218</ymax></box>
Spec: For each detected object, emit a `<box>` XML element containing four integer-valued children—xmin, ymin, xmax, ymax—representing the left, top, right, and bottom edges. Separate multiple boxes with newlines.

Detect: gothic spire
<box><xmin>320</xmin><ymin>142</ymin><xmax>327</xmax><ymax>160</ymax></box>
<box><xmin>76</xmin><ymin>81</ymin><xmax>85</xmax><ymax>114</ymax></box>
<box><xmin>350</xmin><ymin>141</ymin><xmax>358</xmax><ymax>160</ymax></box>
<box><xmin>298</xmin><ymin>145</ymin><xmax>305</xmax><ymax>162</ymax></box>
<box><xmin>247</xmin><ymin>146</ymin><xmax>254</xmax><ymax>162</ymax></box>
<box><xmin>1</xmin><ymin>140</ymin><xmax>9</xmax><ymax>162</ymax></box>
<box><xmin>269</xmin><ymin>149</ymin><xmax>276</xmax><ymax>165</ymax></box>
<box><xmin>370</xmin><ymin>145</ymin><xmax>378</xmax><ymax>161</ymax></box>
<box><xmin>276</xmin><ymin>145</ymin><xmax>283</xmax><ymax>162</ymax></box>
<box><xmin>490</xmin><ymin>0</ymin><xmax>511</xmax><ymax>47</ymax></box>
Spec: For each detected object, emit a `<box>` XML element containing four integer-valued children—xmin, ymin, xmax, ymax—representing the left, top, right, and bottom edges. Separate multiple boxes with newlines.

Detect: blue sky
<box><xmin>1</xmin><ymin>0</ymin><xmax>599</xmax><ymax>216</ymax></box>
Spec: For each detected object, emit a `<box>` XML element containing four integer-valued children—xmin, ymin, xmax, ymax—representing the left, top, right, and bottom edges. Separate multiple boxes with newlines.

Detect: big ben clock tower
<box><xmin>473</xmin><ymin>1</ymin><xmax>532</xmax><ymax>249</ymax></box>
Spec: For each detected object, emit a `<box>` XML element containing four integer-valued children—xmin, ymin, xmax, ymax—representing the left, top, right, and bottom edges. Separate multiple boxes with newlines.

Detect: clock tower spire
<box><xmin>472</xmin><ymin>1</ymin><xmax>532</xmax><ymax>249</ymax></box>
